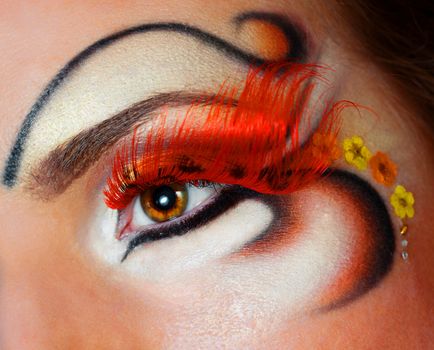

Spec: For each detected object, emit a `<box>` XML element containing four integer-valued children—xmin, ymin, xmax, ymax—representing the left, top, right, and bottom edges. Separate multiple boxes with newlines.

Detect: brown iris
<box><xmin>140</xmin><ymin>184</ymin><xmax>188</xmax><ymax>222</ymax></box>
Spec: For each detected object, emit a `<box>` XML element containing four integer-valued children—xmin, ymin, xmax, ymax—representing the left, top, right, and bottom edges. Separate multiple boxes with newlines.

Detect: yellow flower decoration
<box><xmin>343</xmin><ymin>136</ymin><xmax>371</xmax><ymax>170</ymax></box>
<box><xmin>390</xmin><ymin>185</ymin><xmax>415</xmax><ymax>219</ymax></box>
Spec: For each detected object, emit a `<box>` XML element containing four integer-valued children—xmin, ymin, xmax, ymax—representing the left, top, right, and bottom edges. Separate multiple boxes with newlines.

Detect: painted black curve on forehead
<box><xmin>2</xmin><ymin>12</ymin><xmax>306</xmax><ymax>187</ymax></box>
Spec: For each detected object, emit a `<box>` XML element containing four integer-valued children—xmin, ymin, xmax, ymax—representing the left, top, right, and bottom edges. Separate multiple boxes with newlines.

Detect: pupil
<box><xmin>152</xmin><ymin>186</ymin><xmax>177</xmax><ymax>211</ymax></box>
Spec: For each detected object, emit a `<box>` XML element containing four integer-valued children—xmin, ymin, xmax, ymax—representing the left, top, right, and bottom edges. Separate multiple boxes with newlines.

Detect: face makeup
<box><xmin>1</xmin><ymin>9</ymin><xmax>411</xmax><ymax>327</ymax></box>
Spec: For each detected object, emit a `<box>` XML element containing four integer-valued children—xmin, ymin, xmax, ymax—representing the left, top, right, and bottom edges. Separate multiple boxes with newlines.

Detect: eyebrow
<box><xmin>2</xmin><ymin>11</ymin><xmax>307</xmax><ymax>188</ymax></box>
<box><xmin>27</xmin><ymin>92</ymin><xmax>219</xmax><ymax>198</ymax></box>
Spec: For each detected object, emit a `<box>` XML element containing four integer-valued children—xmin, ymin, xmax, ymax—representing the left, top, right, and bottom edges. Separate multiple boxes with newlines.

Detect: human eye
<box><xmin>115</xmin><ymin>182</ymin><xmax>229</xmax><ymax>252</ymax></box>
<box><xmin>126</xmin><ymin>183</ymin><xmax>218</xmax><ymax>231</ymax></box>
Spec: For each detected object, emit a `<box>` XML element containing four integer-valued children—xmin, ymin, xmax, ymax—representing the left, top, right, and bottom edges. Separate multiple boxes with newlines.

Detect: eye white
<box><xmin>131</xmin><ymin>184</ymin><xmax>219</xmax><ymax>227</ymax></box>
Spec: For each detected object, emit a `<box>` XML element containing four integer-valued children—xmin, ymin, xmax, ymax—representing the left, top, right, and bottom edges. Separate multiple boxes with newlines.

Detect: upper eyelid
<box><xmin>3</xmin><ymin>14</ymin><xmax>307</xmax><ymax>189</ymax></box>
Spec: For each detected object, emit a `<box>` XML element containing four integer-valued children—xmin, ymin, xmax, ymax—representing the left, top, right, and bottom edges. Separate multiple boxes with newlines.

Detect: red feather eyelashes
<box><xmin>104</xmin><ymin>63</ymin><xmax>348</xmax><ymax>210</ymax></box>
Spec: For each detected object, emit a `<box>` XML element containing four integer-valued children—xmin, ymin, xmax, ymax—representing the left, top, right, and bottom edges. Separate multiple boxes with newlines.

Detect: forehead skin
<box><xmin>0</xmin><ymin>1</ymin><xmax>433</xmax><ymax>349</ymax></box>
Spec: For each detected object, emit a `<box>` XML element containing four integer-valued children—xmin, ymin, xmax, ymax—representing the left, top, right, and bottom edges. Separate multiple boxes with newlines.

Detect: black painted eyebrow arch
<box><xmin>2</xmin><ymin>11</ymin><xmax>307</xmax><ymax>187</ymax></box>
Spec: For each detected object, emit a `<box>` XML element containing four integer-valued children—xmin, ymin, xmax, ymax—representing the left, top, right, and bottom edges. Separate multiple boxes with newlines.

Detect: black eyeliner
<box><xmin>121</xmin><ymin>186</ymin><xmax>260</xmax><ymax>261</ymax></box>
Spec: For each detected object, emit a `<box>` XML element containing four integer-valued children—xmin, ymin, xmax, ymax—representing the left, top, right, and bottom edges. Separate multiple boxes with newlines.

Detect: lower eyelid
<box><xmin>92</xmin><ymin>198</ymin><xmax>275</xmax><ymax>280</ymax></box>
<box><xmin>122</xmin><ymin>186</ymin><xmax>258</xmax><ymax>260</ymax></box>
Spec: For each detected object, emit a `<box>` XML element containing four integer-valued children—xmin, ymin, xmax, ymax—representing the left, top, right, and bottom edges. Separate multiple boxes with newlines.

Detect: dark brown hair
<box><xmin>339</xmin><ymin>0</ymin><xmax>434</xmax><ymax>138</ymax></box>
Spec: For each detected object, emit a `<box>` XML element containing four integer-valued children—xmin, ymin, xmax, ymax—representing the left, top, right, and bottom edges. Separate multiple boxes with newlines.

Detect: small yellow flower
<box><xmin>390</xmin><ymin>185</ymin><xmax>415</xmax><ymax>219</ymax></box>
<box><xmin>343</xmin><ymin>136</ymin><xmax>371</xmax><ymax>170</ymax></box>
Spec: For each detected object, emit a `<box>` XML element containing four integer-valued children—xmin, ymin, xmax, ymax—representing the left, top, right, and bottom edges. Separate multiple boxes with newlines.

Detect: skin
<box><xmin>0</xmin><ymin>1</ymin><xmax>433</xmax><ymax>349</ymax></box>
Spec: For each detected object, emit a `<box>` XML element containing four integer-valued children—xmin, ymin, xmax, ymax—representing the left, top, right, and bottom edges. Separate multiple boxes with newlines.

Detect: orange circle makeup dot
<box><xmin>238</xmin><ymin>20</ymin><xmax>289</xmax><ymax>61</ymax></box>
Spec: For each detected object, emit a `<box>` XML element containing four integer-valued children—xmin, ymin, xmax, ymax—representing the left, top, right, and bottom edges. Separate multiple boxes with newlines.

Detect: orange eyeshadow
<box><xmin>238</xmin><ymin>20</ymin><xmax>290</xmax><ymax>60</ymax></box>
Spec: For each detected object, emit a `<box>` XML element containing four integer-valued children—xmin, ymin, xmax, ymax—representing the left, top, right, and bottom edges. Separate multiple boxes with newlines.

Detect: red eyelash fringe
<box><xmin>104</xmin><ymin>63</ymin><xmax>352</xmax><ymax>209</ymax></box>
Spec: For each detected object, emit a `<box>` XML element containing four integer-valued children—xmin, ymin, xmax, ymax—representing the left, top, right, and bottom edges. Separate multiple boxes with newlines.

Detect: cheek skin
<box><xmin>0</xmin><ymin>187</ymin><xmax>165</xmax><ymax>349</ymax></box>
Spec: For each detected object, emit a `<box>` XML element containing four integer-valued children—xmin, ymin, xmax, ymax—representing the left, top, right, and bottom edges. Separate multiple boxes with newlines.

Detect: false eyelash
<box><xmin>104</xmin><ymin>62</ymin><xmax>350</xmax><ymax>210</ymax></box>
